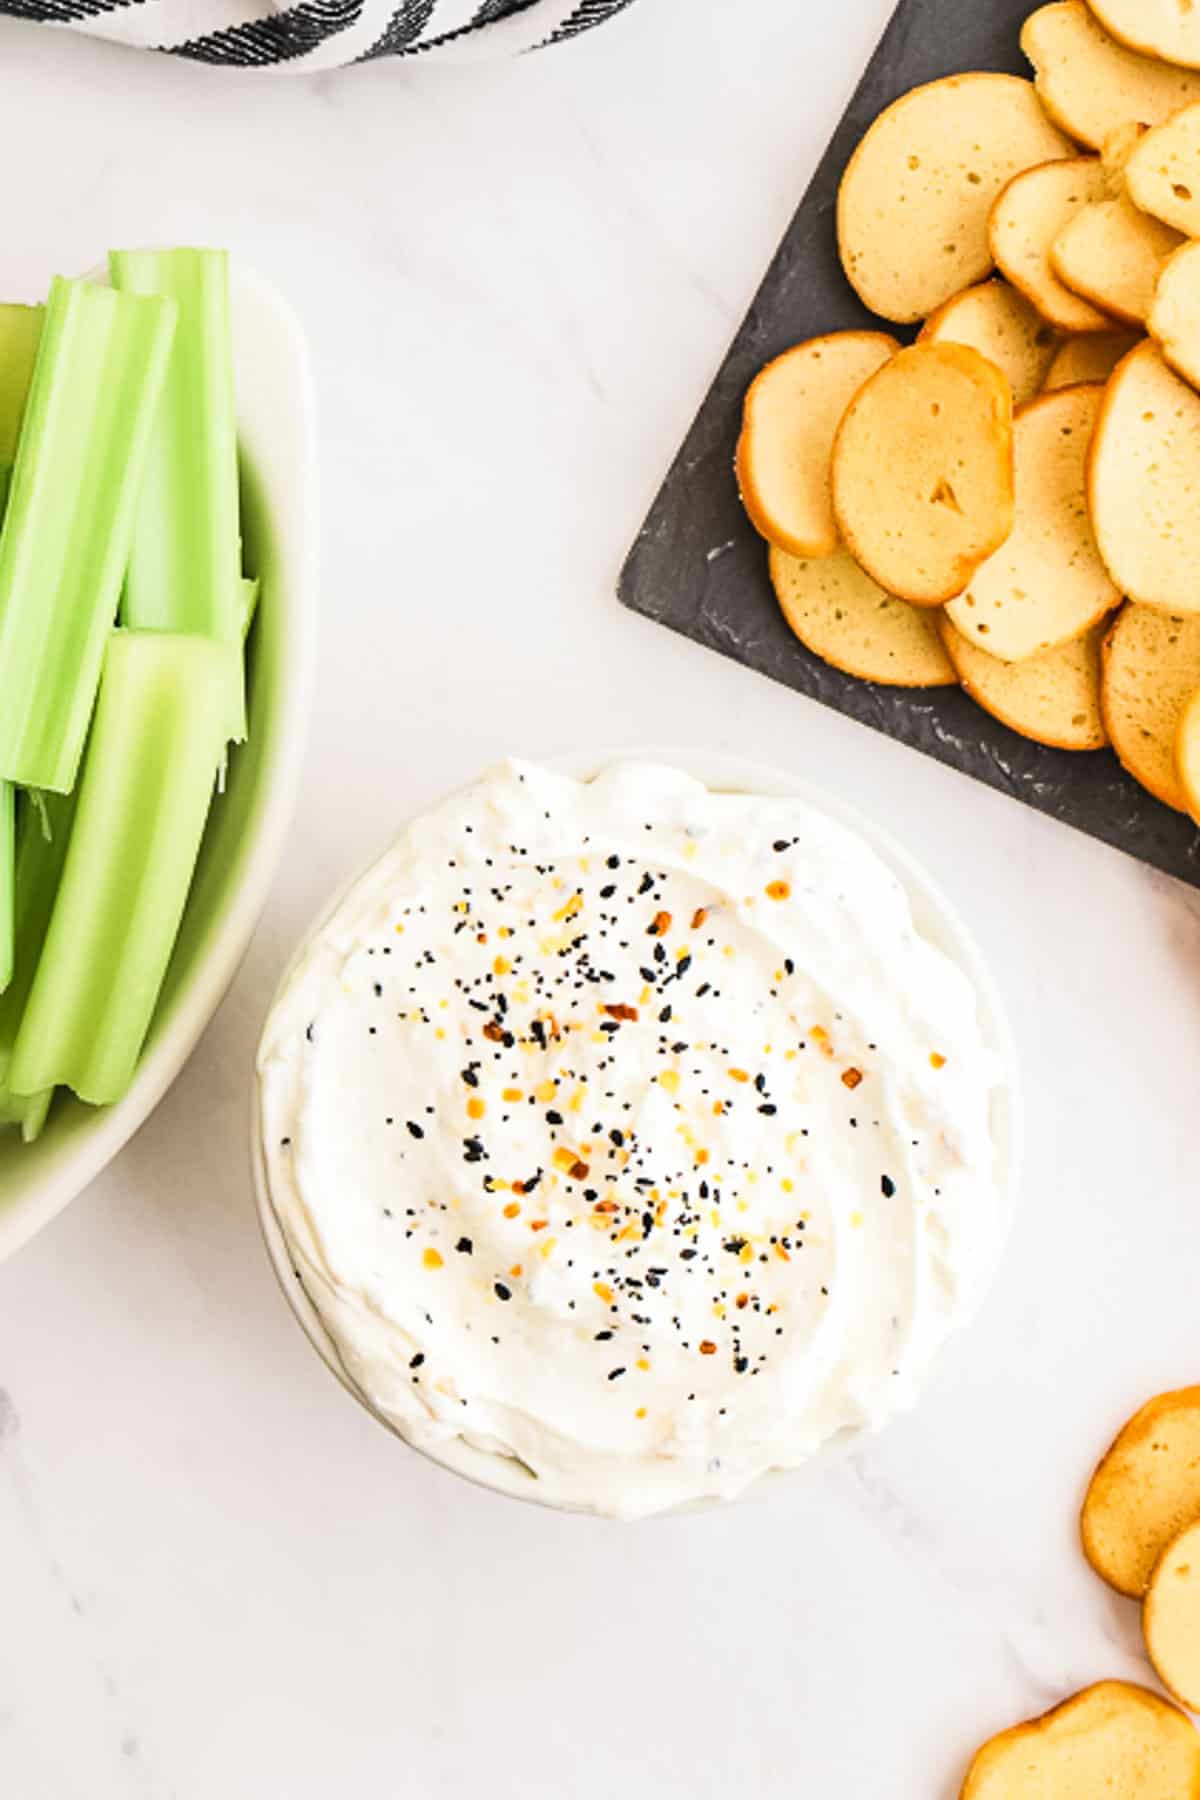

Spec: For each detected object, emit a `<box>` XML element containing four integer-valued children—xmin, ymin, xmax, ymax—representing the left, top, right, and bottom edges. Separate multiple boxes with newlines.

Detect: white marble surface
<box><xmin>0</xmin><ymin>4</ymin><xmax>1197</xmax><ymax>1794</ymax></box>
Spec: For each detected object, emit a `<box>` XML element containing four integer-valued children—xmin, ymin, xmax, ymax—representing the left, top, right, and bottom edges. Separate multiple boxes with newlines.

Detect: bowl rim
<box><xmin>0</xmin><ymin>262</ymin><xmax>318</xmax><ymax>1266</ymax></box>
<box><xmin>253</xmin><ymin>746</ymin><xmax>1022</xmax><ymax>1518</ymax></box>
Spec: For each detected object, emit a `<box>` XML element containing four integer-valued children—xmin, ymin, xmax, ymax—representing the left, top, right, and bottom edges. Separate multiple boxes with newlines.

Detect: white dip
<box><xmin>258</xmin><ymin>760</ymin><xmax>1006</xmax><ymax>1518</ymax></box>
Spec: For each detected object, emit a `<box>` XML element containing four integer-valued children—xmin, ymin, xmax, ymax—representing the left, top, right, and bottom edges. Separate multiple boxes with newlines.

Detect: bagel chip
<box><xmin>1126</xmin><ymin>102</ymin><xmax>1200</xmax><ymax>237</ymax></box>
<box><xmin>830</xmin><ymin>342</ymin><xmax>1015</xmax><ymax>606</ymax></box>
<box><xmin>768</xmin><ymin>545</ymin><xmax>955</xmax><ymax>687</ymax></box>
<box><xmin>990</xmin><ymin>158</ymin><xmax>1114</xmax><ymax>332</ymax></box>
<box><xmin>1176</xmin><ymin>687</ymin><xmax>1200</xmax><ymax>824</ymax></box>
<box><xmin>1043</xmin><ymin>329</ymin><xmax>1141</xmax><ymax>389</ymax></box>
<box><xmin>1150</xmin><ymin>240</ymin><xmax>1200</xmax><ymax>391</ymax></box>
<box><xmin>1089</xmin><ymin>342</ymin><xmax>1200</xmax><ymax>614</ymax></box>
<box><xmin>960</xmin><ymin>1681</ymin><xmax>1200</xmax><ymax>1799</ymax></box>
<box><xmin>736</xmin><ymin>332</ymin><xmax>899</xmax><ymax>557</ymax></box>
<box><xmin>1021</xmin><ymin>3</ymin><xmax>1200</xmax><ymax>151</ymax></box>
<box><xmin>1052</xmin><ymin>195</ymin><xmax>1183</xmax><ymax>327</ymax></box>
<box><xmin>1082</xmin><ymin>1386</ymin><xmax>1200</xmax><ymax>1595</ymax></box>
<box><xmin>838</xmin><ymin>74</ymin><xmax>1074</xmax><ymax>324</ymax></box>
<box><xmin>1088</xmin><ymin>0</ymin><xmax>1200</xmax><ymax>71</ymax></box>
<box><xmin>920</xmin><ymin>280</ymin><xmax>1058</xmax><ymax>406</ymax></box>
<box><xmin>1145</xmin><ymin>1519</ymin><xmax>1200</xmax><ymax>1715</ymax></box>
<box><xmin>944</xmin><ymin>386</ymin><xmax>1117</xmax><ymax>661</ymax></box>
<box><xmin>1102</xmin><ymin>608</ymin><xmax>1200</xmax><ymax>809</ymax></box>
<box><xmin>939</xmin><ymin>616</ymin><xmax>1107</xmax><ymax>750</ymax></box>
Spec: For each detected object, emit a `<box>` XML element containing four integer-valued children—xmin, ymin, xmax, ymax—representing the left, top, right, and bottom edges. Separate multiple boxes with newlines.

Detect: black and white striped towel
<box><xmin>1</xmin><ymin>0</ymin><xmax>637</xmax><ymax>68</ymax></box>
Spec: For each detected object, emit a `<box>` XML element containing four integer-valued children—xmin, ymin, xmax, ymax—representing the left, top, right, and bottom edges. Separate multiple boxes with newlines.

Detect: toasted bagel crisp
<box><xmin>1180</xmin><ymin>691</ymin><xmax>1200</xmax><ymax>824</ymax></box>
<box><xmin>1145</xmin><ymin>1519</ymin><xmax>1200</xmax><ymax>1714</ymax></box>
<box><xmin>768</xmin><ymin>545</ymin><xmax>956</xmax><ymax>687</ymax></box>
<box><xmin>990</xmin><ymin>158</ymin><xmax>1114</xmax><ymax>332</ymax></box>
<box><xmin>736</xmin><ymin>333</ymin><xmax>898</xmax><ymax>557</ymax></box>
<box><xmin>919</xmin><ymin>280</ymin><xmax>1058</xmax><ymax>407</ymax></box>
<box><xmin>1126</xmin><ymin>102</ymin><xmax>1200</xmax><ymax>237</ymax></box>
<box><xmin>1150</xmin><ymin>240</ymin><xmax>1200</xmax><ymax>390</ymax></box>
<box><xmin>1175</xmin><ymin>687</ymin><xmax>1200</xmax><ymax>824</ymax></box>
<box><xmin>1088</xmin><ymin>0</ymin><xmax>1200</xmax><ymax>70</ymax></box>
<box><xmin>959</xmin><ymin>1681</ymin><xmax>1200</xmax><ymax>1799</ymax></box>
<box><xmin>944</xmin><ymin>385</ymin><xmax>1117</xmax><ymax>661</ymax></box>
<box><xmin>830</xmin><ymin>342</ymin><xmax>1014</xmax><ymax>606</ymax></box>
<box><xmin>1082</xmin><ymin>1387</ymin><xmax>1200</xmax><ymax>1595</ymax></box>
<box><xmin>1088</xmin><ymin>342</ymin><xmax>1200</xmax><ymax>615</ymax></box>
<box><xmin>837</xmin><ymin>73</ymin><xmax>1073</xmax><ymax>324</ymax></box>
<box><xmin>1021</xmin><ymin>3</ymin><xmax>1200</xmax><ymax>151</ymax></box>
<box><xmin>1043</xmin><ymin>329</ymin><xmax>1141</xmax><ymax>389</ymax></box>
<box><xmin>939</xmin><ymin>616</ymin><xmax>1107</xmax><ymax>750</ymax></box>
<box><xmin>1102</xmin><ymin>607</ymin><xmax>1200</xmax><ymax>809</ymax></box>
<box><xmin>1052</xmin><ymin>195</ymin><xmax>1183</xmax><ymax>327</ymax></box>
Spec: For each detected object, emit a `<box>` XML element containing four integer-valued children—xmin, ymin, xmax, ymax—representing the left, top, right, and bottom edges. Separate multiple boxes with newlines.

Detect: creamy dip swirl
<box><xmin>258</xmin><ymin>760</ymin><xmax>1006</xmax><ymax>1517</ymax></box>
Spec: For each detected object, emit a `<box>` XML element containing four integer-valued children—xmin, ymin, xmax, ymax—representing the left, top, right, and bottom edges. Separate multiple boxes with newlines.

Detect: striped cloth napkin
<box><xmin>0</xmin><ymin>0</ymin><xmax>636</xmax><ymax>68</ymax></box>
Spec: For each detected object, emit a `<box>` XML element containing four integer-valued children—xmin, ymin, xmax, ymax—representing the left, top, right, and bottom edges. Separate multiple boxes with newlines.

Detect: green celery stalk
<box><xmin>0</xmin><ymin>276</ymin><xmax>177</xmax><ymax>794</ymax></box>
<box><xmin>9</xmin><ymin>631</ymin><xmax>240</xmax><ymax>1107</ymax></box>
<box><xmin>110</xmin><ymin>248</ymin><xmax>245</xmax><ymax>739</ymax></box>
<box><xmin>0</xmin><ymin>306</ymin><xmax>44</xmax><ymax>1004</ymax></box>
<box><xmin>0</xmin><ymin>781</ymin><xmax>11</xmax><ymax>996</ymax></box>
<box><xmin>0</xmin><ymin>304</ymin><xmax>43</xmax><ymax>514</ymax></box>
<box><xmin>0</xmin><ymin>790</ymin><xmax>74</xmax><ymax>1140</ymax></box>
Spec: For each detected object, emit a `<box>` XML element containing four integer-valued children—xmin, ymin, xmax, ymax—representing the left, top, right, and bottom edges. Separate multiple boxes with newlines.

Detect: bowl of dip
<box><xmin>254</xmin><ymin>749</ymin><xmax>1019</xmax><ymax>1519</ymax></box>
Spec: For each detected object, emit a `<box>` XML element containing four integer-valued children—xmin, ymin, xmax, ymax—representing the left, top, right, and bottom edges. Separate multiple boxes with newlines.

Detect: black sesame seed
<box><xmin>881</xmin><ymin>1174</ymin><xmax>895</xmax><ymax>1197</ymax></box>
<box><xmin>456</xmin><ymin>1237</ymin><xmax>473</xmax><ymax>1255</ymax></box>
<box><xmin>494</xmin><ymin>1282</ymin><xmax>512</xmax><ymax>1301</ymax></box>
<box><xmin>406</xmin><ymin>1121</ymin><xmax>424</xmax><ymax>1139</ymax></box>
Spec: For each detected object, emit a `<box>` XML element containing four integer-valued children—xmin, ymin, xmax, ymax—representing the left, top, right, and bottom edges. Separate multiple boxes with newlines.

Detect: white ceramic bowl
<box><xmin>0</xmin><ymin>264</ymin><xmax>318</xmax><ymax>1265</ymax></box>
<box><xmin>254</xmin><ymin>749</ymin><xmax>1021</xmax><ymax>1514</ymax></box>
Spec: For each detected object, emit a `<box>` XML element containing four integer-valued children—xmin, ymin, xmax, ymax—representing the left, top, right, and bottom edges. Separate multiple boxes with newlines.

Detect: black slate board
<box><xmin>618</xmin><ymin>0</ymin><xmax>1200</xmax><ymax>887</ymax></box>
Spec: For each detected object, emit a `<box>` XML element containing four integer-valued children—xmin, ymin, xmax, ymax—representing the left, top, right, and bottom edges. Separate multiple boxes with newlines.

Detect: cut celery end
<box><xmin>110</xmin><ymin>248</ymin><xmax>245</xmax><ymax>741</ymax></box>
<box><xmin>0</xmin><ymin>782</ymin><xmax>12</xmax><ymax>996</ymax></box>
<box><xmin>9</xmin><ymin>631</ymin><xmax>241</xmax><ymax>1107</ymax></box>
<box><xmin>0</xmin><ymin>276</ymin><xmax>177</xmax><ymax>794</ymax></box>
<box><xmin>0</xmin><ymin>1078</ymin><xmax>51</xmax><ymax>1142</ymax></box>
<box><xmin>0</xmin><ymin>789</ymin><xmax>74</xmax><ymax>1134</ymax></box>
<box><xmin>0</xmin><ymin>304</ymin><xmax>43</xmax><ymax>467</ymax></box>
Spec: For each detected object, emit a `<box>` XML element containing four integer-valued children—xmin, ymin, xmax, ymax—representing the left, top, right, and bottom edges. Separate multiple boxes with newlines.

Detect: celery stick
<box><xmin>241</xmin><ymin>575</ymin><xmax>260</xmax><ymax>640</ymax></box>
<box><xmin>0</xmin><ymin>306</ymin><xmax>44</xmax><ymax>598</ymax></box>
<box><xmin>110</xmin><ymin>249</ymin><xmax>244</xmax><ymax>739</ymax></box>
<box><xmin>0</xmin><ymin>789</ymin><xmax>74</xmax><ymax>1138</ymax></box>
<box><xmin>0</xmin><ymin>308</ymin><xmax>43</xmax><ymax>1005</ymax></box>
<box><xmin>0</xmin><ymin>277</ymin><xmax>176</xmax><ymax>794</ymax></box>
<box><xmin>9</xmin><ymin>632</ymin><xmax>240</xmax><ymax>1106</ymax></box>
<box><xmin>0</xmin><ymin>304</ymin><xmax>43</xmax><ymax>481</ymax></box>
<box><xmin>0</xmin><ymin>782</ymin><xmax>11</xmax><ymax>996</ymax></box>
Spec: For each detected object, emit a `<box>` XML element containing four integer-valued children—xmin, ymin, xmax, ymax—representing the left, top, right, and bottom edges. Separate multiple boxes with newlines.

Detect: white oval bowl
<box><xmin>0</xmin><ymin>263</ymin><xmax>318</xmax><ymax>1265</ymax></box>
<box><xmin>254</xmin><ymin>749</ymin><xmax>1021</xmax><ymax>1516</ymax></box>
